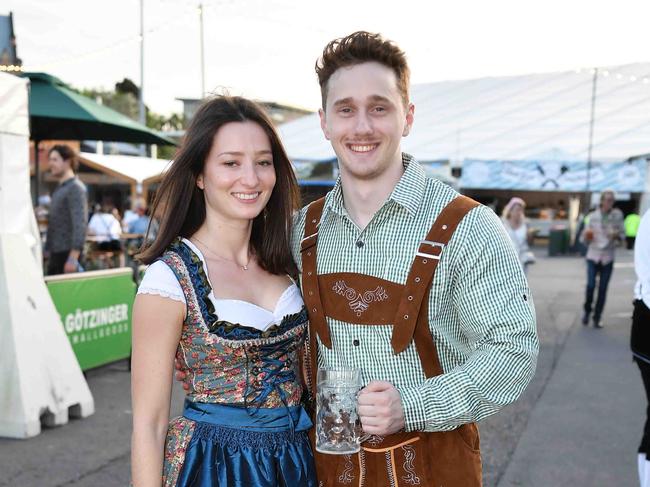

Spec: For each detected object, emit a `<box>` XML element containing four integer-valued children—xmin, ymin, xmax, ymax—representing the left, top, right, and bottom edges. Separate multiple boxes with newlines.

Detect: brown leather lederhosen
<box><xmin>300</xmin><ymin>195</ymin><xmax>483</xmax><ymax>487</ymax></box>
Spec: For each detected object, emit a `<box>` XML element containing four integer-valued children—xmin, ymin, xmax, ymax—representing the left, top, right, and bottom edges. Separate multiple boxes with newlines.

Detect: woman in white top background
<box><xmin>502</xmin><ymin>197</ymin><xmax>535</xmax><ymax>275</ymax></box>
<box><xmin>87</xmin><ymin>203</ymin><xmax>123</xmax><ymax>250</ymax></box>
<box><xmin>131</xmin><ymin>96</ymin><xmax>316</xmax><ymax>486</ymax></box>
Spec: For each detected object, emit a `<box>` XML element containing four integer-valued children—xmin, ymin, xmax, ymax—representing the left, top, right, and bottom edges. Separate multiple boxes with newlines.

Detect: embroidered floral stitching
<box><xmin>401</xmin><ymin>445</ymin><xmax>421</xmax><ymax>485</ymax></box>
<box><xmin>332</xmin><ymin>280</ymin><xmax>389</xmax><ymax>316</ymax></box>
<box><xmin>366</xmin><ymin>434</ymin><xmax>385</xmax><ymax>447</ymax></box>
<box><xmin>338</xmin><ymin>454</ymin><xmax>355</xmax><ymax>484</ymax></box>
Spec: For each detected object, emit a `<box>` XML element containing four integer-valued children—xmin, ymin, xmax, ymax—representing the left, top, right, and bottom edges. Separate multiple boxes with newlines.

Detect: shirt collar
<box><xmin>388</xmin><ymin>153</ymin><xmax>426</xmax><ymax>216</ymax></box>
<box><xmin>324</xmin><ymin>153</ymin><xmax>426</xmax><ymax>218</ymax></box>
<box><xmin>58</xmin><ymin>176</ymin><xmax>77</xmax><ymax>187</ymax></box>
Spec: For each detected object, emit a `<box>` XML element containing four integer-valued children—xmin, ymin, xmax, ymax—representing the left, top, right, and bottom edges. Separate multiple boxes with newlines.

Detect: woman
<box><xmin>131</xmin><ymin>96</ymin><xmax>316</xmax><ymax>486</ymax></box>
<box><xmin>502</xmin><ymin>197</ymin><xmax>535</xmax><ymax>274</ymax></box>
<box><xmin>88</xmin><ymin>203</ymin><xmax>122</xmax><ymax>251</ymax></box>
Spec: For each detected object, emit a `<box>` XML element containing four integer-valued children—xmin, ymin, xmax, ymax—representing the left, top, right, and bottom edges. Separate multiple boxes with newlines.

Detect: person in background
<box><xmin>125</xmin><ymin>200</ymin><xmax>152</xmax><ymax>257</ymax></box>
<box><xmin>502</xmin><ymin>196</ymin><xmax>535</xmax><ymax>274</ymax></box>
<box><xmin>45</xmin><ymin>144</ymin><xmax>88</xmax><ymax>275</ymax></box>
<box><xmin>122</xmin><ymin>197</ymin><xmax>138</xmax><ymax>231</ymax></box>
<box><xmin>87</xmin><ymin>202</ymin><xmax>122</xmax><ymax>252</ymax></box>
<box><xmin>127</xmin><ymin>200</ymin><xmax>150</xmax><ymax>236</ymax></box>
<box><xmin>556</xmin><ymin>199</ymin><xmax>568</xmax><ymax>219</ymax></box>
<box><xmin>626</xmin><ymin>210</ymin><xmax>641</xmax><ymax>250</ymax></box>
<box><xmin>581</xmin><ymin>190</ymin><xmax>624</xmax><ymax>328</ymax></box>
<box><xmin>632</xmin><ymin>208</ymin><xmax>650</xmax><ymax>487</ymax></box>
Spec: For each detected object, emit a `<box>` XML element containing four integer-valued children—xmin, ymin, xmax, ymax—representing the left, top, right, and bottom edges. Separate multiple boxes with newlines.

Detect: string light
<box><xmin>572</xmin><ymin>64</ymin><xmax>650</xmax><ymax>86</ymax></box>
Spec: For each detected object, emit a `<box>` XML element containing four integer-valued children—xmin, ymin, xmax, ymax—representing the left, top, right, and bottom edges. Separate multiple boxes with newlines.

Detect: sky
<box><xmin>4</xmin><ymin>0</ymin><xmax>650</xmax><ymax>116</ymax></box>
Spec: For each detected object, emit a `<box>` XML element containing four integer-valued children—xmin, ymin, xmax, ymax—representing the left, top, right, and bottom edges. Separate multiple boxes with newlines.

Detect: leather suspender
<box><xmin>300</xmin><ymin>198</ymin><xmax>331</xmax><ymax>348</ymax></box>
<box><xmin>391</xmin><ymin>196</ymin><xmax>480</xmax><ymax>354</ymax></box>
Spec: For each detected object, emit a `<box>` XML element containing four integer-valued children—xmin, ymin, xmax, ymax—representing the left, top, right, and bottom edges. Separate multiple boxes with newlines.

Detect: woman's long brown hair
<box><xmin>137</xmin><ymin>96</ymin><xmax>300</xmax><ymax>276</ymax></box>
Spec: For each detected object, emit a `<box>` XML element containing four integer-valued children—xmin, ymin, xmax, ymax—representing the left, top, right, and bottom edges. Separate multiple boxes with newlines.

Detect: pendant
<box><xmin>242</xmin><ymin>265</ymin><xmax>248</xmax><ymax>271</ymax></box>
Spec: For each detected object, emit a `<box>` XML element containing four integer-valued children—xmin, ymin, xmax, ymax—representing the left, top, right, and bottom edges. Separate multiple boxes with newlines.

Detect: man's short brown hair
<box><xmin>315</xmin><ymin>31</ymin><xmax>410</xmax><ymax>109</ymax></box>
<box><xmin>49</xmin><ymin>144</ymin><xmax>79</xmax><ymax>171</ymax></box>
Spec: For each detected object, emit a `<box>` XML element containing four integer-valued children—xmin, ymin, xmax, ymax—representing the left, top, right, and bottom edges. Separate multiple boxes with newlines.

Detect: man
<box><xmin>294</xmin><ymin>32</ymin><xmax>537</xmax><ymax>486</ymax></box>
<box><xmin>176</xmin><ymin>32</ymin><xmax>537</xmax><ymax>486</ymax></box>
<box><xmin>45</xmin><ymin>145</ymin><xmax>88</xmax><ymax>275</ymax></box>
<box><xmin>632</xmin><ymin>208</ymin><xmax>650</xmax><ymax>487</ymax></box>
<box><xmin>625</xmin><ymin>210</ymin><xmax>641</xmax><ymax>250</ymax></box>
<box><xmin>127</xmin><ymin>199</ymin><xmax>150</xmax><ymax>236</ymax></box>
<box><xmin>581</xmin><ymin>190</ymin><xmax>624</xmax><ymax>328</ymax></box>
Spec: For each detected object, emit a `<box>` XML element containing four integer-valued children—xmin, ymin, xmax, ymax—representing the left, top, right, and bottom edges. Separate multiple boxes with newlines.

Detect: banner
<box><xmin>45</xmin><ymin>269</ymin><xmax>135</xmax><ymax>370</ymax></box>
<box><xmin>460</xmin><ymin>158</ymin><xmax>647</xmax><ymax>192</ymax></box>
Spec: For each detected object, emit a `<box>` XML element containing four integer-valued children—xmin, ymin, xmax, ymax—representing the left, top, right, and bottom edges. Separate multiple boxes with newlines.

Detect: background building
<box><xmin>0</xmin><ymin>12</ymin><xmax>22</xmax><ymax>72</ymax></box>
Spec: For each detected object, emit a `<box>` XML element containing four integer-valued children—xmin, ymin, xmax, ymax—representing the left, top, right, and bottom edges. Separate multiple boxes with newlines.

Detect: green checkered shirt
<box><xmin>291</xmin><ymin>154</ymin><xmax>538</xmax><ymax>433</ymax></box>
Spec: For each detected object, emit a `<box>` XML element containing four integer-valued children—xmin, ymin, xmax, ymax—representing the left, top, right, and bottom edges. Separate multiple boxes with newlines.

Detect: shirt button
<box><xmin>356</xmin><ymin>240</ymin><xmax>364</xmax><ymax>248</ymax></box>
<box><xmin>353</xmin><ymin>339</ymin><xmax>360</xmax><ymax>346</ymax></box>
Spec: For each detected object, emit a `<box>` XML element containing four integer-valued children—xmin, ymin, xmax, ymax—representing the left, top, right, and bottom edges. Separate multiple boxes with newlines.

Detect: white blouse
<box><xmin>137</xmin><ymin>239</ymin><xmax>303</xmax><ymax>331</ymax></box>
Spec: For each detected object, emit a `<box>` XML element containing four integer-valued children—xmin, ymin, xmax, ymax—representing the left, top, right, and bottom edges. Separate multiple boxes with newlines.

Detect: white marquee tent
<box><xmin>0</xmin><ymin>72</ymin><xmax>94</xmax><ymax>438</ymax></box>
<box><xmin>279</xmin><ymin>63</ymin><xmax>650</xmax><ymax>164</ymax></box>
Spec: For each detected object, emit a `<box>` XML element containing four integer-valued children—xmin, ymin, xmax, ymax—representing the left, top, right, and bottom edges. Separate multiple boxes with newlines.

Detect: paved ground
<box><xmin>0</xmin><ymin>247</ymin><xmax>644</xmax><ymax>487</ymax></box>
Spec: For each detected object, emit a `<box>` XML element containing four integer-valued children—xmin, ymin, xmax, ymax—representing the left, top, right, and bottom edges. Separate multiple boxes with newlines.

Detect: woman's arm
<box><xmin>131</xmin><ymin>293</ymin><xmax>184</xmax><ymax>487</ymax></box>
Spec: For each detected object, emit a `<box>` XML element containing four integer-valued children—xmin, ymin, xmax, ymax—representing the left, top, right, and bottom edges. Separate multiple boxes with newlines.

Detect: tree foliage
<box><xmin>79</xmin><ymin>78</ymin><xmax>184</xmax><ymax>159</ymax></box>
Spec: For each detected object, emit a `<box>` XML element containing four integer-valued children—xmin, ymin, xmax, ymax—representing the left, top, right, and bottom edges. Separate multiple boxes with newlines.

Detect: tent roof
<box><xmin>279</xmin><ymin>63</ymin><xmax>650</xmax><ymax>163</ymax></box>
<box><xmin>19</xmin><ymin>72</ymin><xmax>176</xmax><ymax>146</ymax></box>
<box><xmin>78</xmin><ymin>152</ymin><xmax>170</xmax><ymax>184</ymax></box>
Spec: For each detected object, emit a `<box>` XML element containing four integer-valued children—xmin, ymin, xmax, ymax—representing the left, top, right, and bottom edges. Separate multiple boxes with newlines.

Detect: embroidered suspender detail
<box><xmin>332</xmin><ymin>280</ymin><xmax>390</xmax><ymax>316</ymax></box>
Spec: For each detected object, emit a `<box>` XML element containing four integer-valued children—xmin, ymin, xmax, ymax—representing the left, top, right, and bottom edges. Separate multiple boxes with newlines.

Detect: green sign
<box><xmin>46</xmin><ymin>268</ymin><xmax>135</xmax><ymax>370</ymax></box>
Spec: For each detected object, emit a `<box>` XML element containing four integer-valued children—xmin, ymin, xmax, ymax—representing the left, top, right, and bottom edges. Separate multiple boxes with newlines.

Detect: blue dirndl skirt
<box><xmin>171</xmin><ymin>400</ymin><xmax>317</xmax><ymax>487</ymax></box>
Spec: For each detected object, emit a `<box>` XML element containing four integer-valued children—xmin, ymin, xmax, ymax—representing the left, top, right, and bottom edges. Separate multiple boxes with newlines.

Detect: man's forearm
<box><xmin>400</xmin><ymin>336</ymin><xmax>537</xmax><ymax>432</ymax></box>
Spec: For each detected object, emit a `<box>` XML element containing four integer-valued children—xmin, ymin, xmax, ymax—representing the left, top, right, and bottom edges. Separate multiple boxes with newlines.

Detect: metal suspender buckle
<box><xmin>416</xmin><ymin>240</ymin><xmax>445</xmax><ymax>260</ymax></box>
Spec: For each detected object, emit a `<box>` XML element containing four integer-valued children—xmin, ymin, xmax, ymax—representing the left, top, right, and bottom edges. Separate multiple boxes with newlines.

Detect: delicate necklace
<box><xmin>191</xmin><ymin>236</ymin><xmax>251</xmax><ymax>271</ymax></box>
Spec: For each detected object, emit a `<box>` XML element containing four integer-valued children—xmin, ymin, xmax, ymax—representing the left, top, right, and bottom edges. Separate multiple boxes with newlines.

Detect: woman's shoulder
<box><xmin>138</xmin><ymin>260</ymin><xmax>186</xmax><ymax>304</ymax></box>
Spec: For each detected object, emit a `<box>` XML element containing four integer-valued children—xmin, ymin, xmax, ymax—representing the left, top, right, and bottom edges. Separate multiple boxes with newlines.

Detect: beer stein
<box><xmin>316</xmin><ymin>367</ymin><xmax>364</xmax><ymax>454</ymax></box>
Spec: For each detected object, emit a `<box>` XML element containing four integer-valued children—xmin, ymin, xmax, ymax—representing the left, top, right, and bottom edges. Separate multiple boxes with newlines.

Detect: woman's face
<box><xmin>197</xmin><ymin>121</ymin><xmax>276</xmax><ymax>224</ymax></box>
<box><xmin>510</xmin><ymin>203</ymin><xmax>524</xmax><ymax>221</ymax></box>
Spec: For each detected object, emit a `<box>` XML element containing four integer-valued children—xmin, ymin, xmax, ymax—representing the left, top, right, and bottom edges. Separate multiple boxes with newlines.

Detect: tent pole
<box><xmin>585</xmin><ymin>67</ymin><xmax>598</xmax><ymax>211</ymax></box>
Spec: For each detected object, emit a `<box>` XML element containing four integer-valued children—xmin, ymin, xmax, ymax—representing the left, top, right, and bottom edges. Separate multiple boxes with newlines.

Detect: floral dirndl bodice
<box><xmin>159</xmin><ymin>239</ymin><xmax>308</xmax><ymax>409</ymax></box>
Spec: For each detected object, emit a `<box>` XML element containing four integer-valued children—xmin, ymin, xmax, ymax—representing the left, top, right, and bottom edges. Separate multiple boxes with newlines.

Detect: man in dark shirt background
<box><xmin>45</xmin><ymin>144</ymin><xmax>88</xmax><ymax>275</ymax></box>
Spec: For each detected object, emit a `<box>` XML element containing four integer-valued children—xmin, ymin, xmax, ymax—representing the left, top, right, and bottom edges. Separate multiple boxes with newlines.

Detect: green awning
<box><xmin>19</xmin><ymin>72</ymin><xmax>176</xmax><ymax>146</ymax></box>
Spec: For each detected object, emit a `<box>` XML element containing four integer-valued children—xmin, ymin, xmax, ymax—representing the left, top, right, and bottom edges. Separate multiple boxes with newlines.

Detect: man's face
<box><xmin>601</xmin><ymin>193</ymin><xmax>615</xmax><ymax>212</ymax></box>
<box><xmin>319</xmin><ymin>61</ymin><xmax>414</xmax><ymax>182</ymax></box>
<box><xmin>48</xmin><ymin>150</ymin><xmax>69</xmax><ymax>179</ymax></box>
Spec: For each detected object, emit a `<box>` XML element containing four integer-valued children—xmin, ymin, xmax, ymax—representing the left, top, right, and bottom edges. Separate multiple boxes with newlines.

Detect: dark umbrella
<box><xmin>18</xmin><ymin>72</ymin><xmax>176</xmax><ymax>202</ymax></box>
